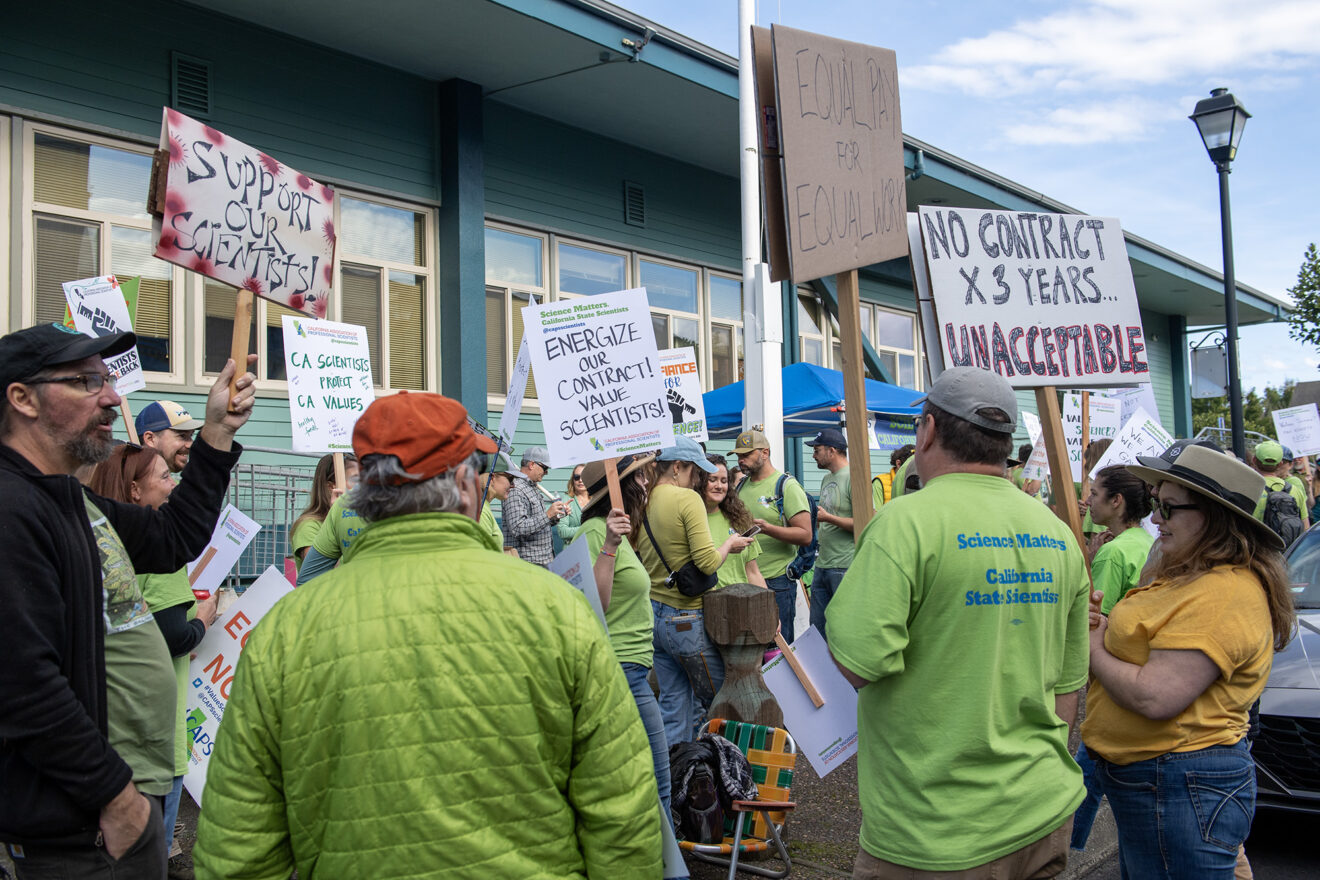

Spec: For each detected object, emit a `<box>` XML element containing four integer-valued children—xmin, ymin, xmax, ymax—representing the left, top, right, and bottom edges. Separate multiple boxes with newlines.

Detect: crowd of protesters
<box><xmin>0</xmin><ymin>318</ymin><xmax>1304</xmax><ymax>880</ymax></box>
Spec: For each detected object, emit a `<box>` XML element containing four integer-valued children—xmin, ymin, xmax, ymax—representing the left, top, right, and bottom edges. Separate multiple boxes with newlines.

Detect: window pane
<box><xmin>803</xmin><ymin>338</ymin><xmax>823</xmax><ymax>366</ymax></box>
<box><xmin>485</xmin><ymin>228</ymin><xmax>542</xmax><ymax>287</ymax></box>
<box><xmin>710</xmin><ymin>275</ymin><xmax>742</xmax><ymax>321</ymax></box>
<box><xmin>876</xmin><ymin>309</ymin><xmax>914</xmax><ymax>350</ymax></box>
<box><xmin>512</xmin><ymin>291</ymin><xmax>537</xmax><ymax>399</ymax></box>
<box><xmin>34</xmin><ymin>215</ymin><xmax>99</xmax><ymax>325</ymax></box>
<box><xmin>651</xmin><ymin>313</ymin><xmax>669</xmax><ymax>349</ymax></box>
<box><xmin>832</xmin><ymin>342</ymin><xmax>842</xmax><ymax>370</ymax></box>
<box><xmin>673</xmin><ymin>317</ymin><xmax>700</xmax><ymax>368</ymax></box>
<box><xmin>340</xmin><ymin>197</ymin><xmax>426</xmax><ymax>266</ymax></box>
<box><xmin>264</xmin><ymin>301</ymin><xmax>303</xmax><ymax>381</ymax></box>
<box><xmin>486</xmin><ymin>288</ymin><xmax>507</xmax><ymax>396</ymax></box>
<box><xmin>797</xmin><ymin>295</ymin><xmax>821</xmax><ymax>334</ymax></box>
<box><xmin>341</xmin><ymin>264</ymin><xmax>382</xmax><ymax>383</ymax></box>
<box><xmin>389</xmin><ymin>272</ymin><xmax>425</xmax><ymax>390</ymax></box>
<box><xmin>899</xmin><ymin>354</ymin><xmax>916</xmax><ymax>389</ymax></box>
<box><xmin>33</xmin><ymin>134</ymin><xmax>151</xmax><ymax>219</ymax></box>
<box><xmin>712</xmin><ymin>324</ymin><xmax>734</xmax><ymax>390</ymax></box>
<box><xmin>111</xmin><ymin>226</ymin><xmax>171</xmax><ymax>372</ymax></box>
<box><xmin>203</xmin><ymin>281</ymin><xmax>257</xmax><ymax>375</ymax></box>
<box><xmin>639</xmin><ymin>260</ymin><xmax>697</xmax><ymax>313</ymax></box>
<box><xmin>558</xmin><ymin>243</ymin><xmax>625</xmax><ymax>296</ymax></box>
<box><xmin>859</xmin><ymin>305</ymin><xmax>874</xmax><ymax>346</ymax></box>
<box><xmin>880</xmin><ymin>351</ymin><xmax>898</xmax><ymax>382</ymax></box>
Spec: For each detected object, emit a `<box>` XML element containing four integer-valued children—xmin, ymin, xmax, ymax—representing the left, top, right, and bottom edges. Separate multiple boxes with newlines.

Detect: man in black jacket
<box><xmin>0</xmin><ymin>323</ymin><xmax>256</xmax><ymax>878</ymax></box>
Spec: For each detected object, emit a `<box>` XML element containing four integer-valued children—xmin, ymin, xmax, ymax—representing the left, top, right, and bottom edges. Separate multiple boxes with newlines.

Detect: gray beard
<box><xmin>66</xmin><ymin>430</ymin><xmax>113</xmax><ymax>466</ymax></box>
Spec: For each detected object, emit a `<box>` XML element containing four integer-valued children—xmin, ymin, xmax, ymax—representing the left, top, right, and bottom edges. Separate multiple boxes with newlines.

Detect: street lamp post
<box><xmin>1190</xmin><ymin>87</ymin><xmax>1251</xmax><ymax>460</ymax></box>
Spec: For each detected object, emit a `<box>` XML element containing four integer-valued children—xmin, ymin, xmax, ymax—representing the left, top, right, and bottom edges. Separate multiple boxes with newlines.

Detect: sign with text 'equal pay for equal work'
<box><xmin>62</xmin><ymin>275</ymin><xmax>146</xmax><ymax>394</ymax></box>
<box><xmin>523</xmin><ymin>288</ymin><xmax>675</xmax><ymax>466</ymax></box>
<box><xmin>919</xmin><ymin>207</ymin><xmax>1146</xmax><ymax>387</ymax></box>
<box><xmin>282</xmin><ymin>316</ymin><xmax>375</xmax><ymax>453</ymax></box>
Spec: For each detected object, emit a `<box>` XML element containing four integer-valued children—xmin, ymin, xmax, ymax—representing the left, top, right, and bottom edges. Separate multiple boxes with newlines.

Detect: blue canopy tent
<box><xmin>702</xmin><ymin>362</ymin><xmax>922</xmax><ymax>439</ymax></box>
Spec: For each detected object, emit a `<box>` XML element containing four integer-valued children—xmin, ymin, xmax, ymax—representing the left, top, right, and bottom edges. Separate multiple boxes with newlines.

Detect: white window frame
<box><xmin>636</xmin><ymin>253</ymin><xmax>703</xmax><ymax>370</ymax></box>
<box><xmin>484</xmin><ymin>222</ymin><xmax>549</xmax><ymax>409</ymax></box>
<box><xmin>706</xmin><ymin>269</ymin><xmax>745</xmax><ymax>390</ymax></box>
<box><xmin>797</xmin><ymin>289</ymin><xmax>827</xmax><ymax>367</ymax></box>
<box><xmin>859</xmin><ymin>301</ymin><xmax>923</xmax><ymax>390</ymax></box>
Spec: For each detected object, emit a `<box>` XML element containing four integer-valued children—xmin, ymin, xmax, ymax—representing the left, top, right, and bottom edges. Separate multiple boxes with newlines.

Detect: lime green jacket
<box><xmin>194</xmin><ymin>512</ymin><xmax>661</xmax><ymax>879</ymax></box>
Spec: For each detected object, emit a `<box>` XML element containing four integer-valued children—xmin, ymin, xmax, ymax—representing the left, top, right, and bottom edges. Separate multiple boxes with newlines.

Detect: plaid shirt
<box><xmin>502</xmin><ymin>476</ymin><xmax>556</xmax><ymax>566</ymax></box>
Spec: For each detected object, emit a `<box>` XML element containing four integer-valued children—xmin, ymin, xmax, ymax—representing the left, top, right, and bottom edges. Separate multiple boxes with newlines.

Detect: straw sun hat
<box><xmin>581</xmin><ymin>453</ymin><xmax>656</xmax><ymax>512</ymax></box>
<box><xmin>1126</xmin><ymin>445</ymin><xmax>1282</xmax><ymax>551</ymax></box>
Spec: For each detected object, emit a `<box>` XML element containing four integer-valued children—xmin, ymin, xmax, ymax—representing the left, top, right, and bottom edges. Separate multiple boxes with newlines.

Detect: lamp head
<box><xmin>1190</xmin><ymin>87</ymin><xmax>1250</xmax><ymax>168</ymax></box>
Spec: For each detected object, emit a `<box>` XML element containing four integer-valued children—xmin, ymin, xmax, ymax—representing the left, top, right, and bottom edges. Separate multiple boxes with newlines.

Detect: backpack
<box><xmin>773</xmin><ymin>473</ymin><xmax>819</xmax><ymax>580</ymax></box>
<box><xmin>1262</xmin><ymin>487</ymin><xmax>1304</xmax><ymax>548</ymax></box>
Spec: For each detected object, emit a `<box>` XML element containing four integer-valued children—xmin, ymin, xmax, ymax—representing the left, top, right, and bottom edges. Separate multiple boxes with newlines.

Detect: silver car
<box><xmin>1254</xmin><ymin>527</ymin><xmax>1320</xmax><ymax>813</ymax></box>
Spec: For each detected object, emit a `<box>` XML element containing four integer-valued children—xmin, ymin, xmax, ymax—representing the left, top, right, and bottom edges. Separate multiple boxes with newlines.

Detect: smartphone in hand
<box><xmin>740</xmin><ymin>525</ymin><xmax>762</xmax><ymax>538</ymax></box>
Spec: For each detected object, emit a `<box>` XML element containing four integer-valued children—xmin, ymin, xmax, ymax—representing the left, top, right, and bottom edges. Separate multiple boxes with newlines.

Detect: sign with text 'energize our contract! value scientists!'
<box><xmin>919</xmin><ymin>207</ymin><xmax>1146</xmax><ymax>387</ymax></box>
<box><xmin>523</xmin><ymin>288</ymin><xmax>675</xmax><ymax>467</ymax></box>
<box><xmin>282</xmin><ymin>316</ymin><xmax>375</xmax><ymax>453</ymax></box>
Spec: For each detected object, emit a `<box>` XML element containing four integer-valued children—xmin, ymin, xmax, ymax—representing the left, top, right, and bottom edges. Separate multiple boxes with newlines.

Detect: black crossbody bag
<box><xmin>642</xmin><ymin>515</ymin><xmax>719</xmax><ymax>598</ymax></box>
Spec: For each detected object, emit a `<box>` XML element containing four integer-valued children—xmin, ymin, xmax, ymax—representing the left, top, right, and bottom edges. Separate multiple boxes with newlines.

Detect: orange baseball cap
<box><xmin>352</xmin><ymin>391</ymin><xmax>497</xmax><ymax>484</ymax></box>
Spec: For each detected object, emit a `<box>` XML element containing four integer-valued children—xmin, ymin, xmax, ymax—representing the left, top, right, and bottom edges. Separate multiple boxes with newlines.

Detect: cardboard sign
<box><xmin>522</xmin><ymin>288</ymin><xmax>675</xmax><ymax>466</ymax></box>
<box><xmin>919</xmin><ymin>207</ymin><xmax>1145</xmax><ymax>387</ymax></box>
<box><xmin>282</xmin><ymin>316</ymin><xmax>375</xmax><ymax>453</ymax></box>
<box><xmin>1272</xmin><ymin>403</ymin><xmax>1320</xmax><ymax>457</ymax></box>
<box><xmin>497</xmin><ymin>293</ymin><xmax>539</xmax><ymax>452</ymax></box>
<box><xmin>61</xmin><ymin>275</ymin><xmax>146</xmax><ymax>394</ymax></box>
<box><xmin>1089</xmin><ymin>407</ymin><xmax>1175</xmax><ymax>480</ymax></box>
<box><xmin>186</xmin><ymin>505</ymin><xmax>262</xmax><ymax>596</ymax></box>
<box><xmin>1063</xmin><ymin>392</ymin><xmax>1121</xmax><ymax>481</ymax></box>
<box><xmin>1088</xmin><ymin>384</ymin><xmax>1160</xmax><ymax>428</ymax></box>
<box><xmin>183</xmin><ymin>565</ymin><xmax>293</xmax><ymax>804</ymax></box>
<box><xmin>548</xmin><ymin>537</ymin><xmax>607</xmax><ymax>632</ymax></box>
<box><xmin>658</xmin><ymin>347</ymin><xmax>708</xmax><ymax>443</ymax></box>
<box><xmin>1021</xmin><ymin>440</ymin><xmax>1050</xmax><ymax>482</ymax></box>
<box><xmin>769</xmin><ymin>25</ymin><xmax>908</xmax><ymax>283</ymax></box>
<box><xmin>761</xmin><ymin>626</ymin><xmax>858</xmax><ymax>777</ymax></box>
<box><xmin>152</xmin><ymin>108</ymin><xmax>334</xmax><ymax>316</ymax></box>
<box><xmin>1022</xmin><ymin>411</ymin><xmax>1043</xmax><ymax>448</ymax></box>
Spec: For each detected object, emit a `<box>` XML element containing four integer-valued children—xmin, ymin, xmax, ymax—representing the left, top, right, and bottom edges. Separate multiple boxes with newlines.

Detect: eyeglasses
<box><xmin>1155</xmin><ymin>500</ymin><xmax>1200</xmax><ymax>520</ymax></box>
<box><xmin>572</xmin><ymin>474</ymin><xmax>585</xmax><ymax>482</ymax></box>
<box><xmin>23</xmin><ymin>372</ymin><xmax>116</xmax><ymax>393</ymax></box>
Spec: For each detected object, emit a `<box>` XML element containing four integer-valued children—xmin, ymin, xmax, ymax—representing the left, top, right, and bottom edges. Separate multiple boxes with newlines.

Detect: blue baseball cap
<box><xmin>805</xmin><ymin>427</ymin><xmax>847</xmax><ymax>451</ymax></box>
<box><xmin>656</xmin><ymin>436</ymin><xmax>717</xmax><ymax>473</ymax></box>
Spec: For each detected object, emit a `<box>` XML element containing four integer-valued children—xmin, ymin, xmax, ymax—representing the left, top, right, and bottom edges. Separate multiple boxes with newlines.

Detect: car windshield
<box><xmin>1285</xmin><ymin>526</ymin><xmax>1320</xmax><ymax>609</ymax></box>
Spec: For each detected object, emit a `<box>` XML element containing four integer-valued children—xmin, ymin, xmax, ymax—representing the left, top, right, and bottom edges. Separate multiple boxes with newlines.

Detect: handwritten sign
<box><xmin>769</xmin><ymin>26</ymin><xmax>907</xmax><ymax>283</ymax></box>
<box><xmin>658</xmin><ymin>347</ymin><xmax>708</xmax><ymax>443</ymax></box>
<box><xmin>919</xmin><ymin>207</ymin><xmax>1145</xmax><ymax>387</ymax></box>
<box><xmin>62</xmin><ymin>275</ymin><xmax>146</xmax><ymax>394</ymax></box>
<box><xmin>1272</xmin><ymin>403</ymin><xmax>1320</xmax><ymax>457</ymax></box>
<box><xmin>152</xmin><ymin>108</ymin><xmax>334</xmax><ymax>316</ymax></box>
<box><xmin>282</xmin><ymin>316</ymin><xmax>375</xmax><ymax>453</ymax></box>
<box><xmin>183</xmin><ymin>565</ymin><xmax>292</xmax><ymax>804</ymax></box>
<box><xmin>1063</xmin><ymin>392</ymin><xmax>1120</xmax><ymax>482</ymax></box>
<box><xmin>1022</xmin><ymin>410</ymin><xmax>1043</xmax><ymax>448</ymax></box>
<box><xmin>523</xmin><ymin>288</ymin><xmax>674</xmax><ymax>466</ymax></box>
<box><xmin>761</xmin><ymin>626</ymin><xmax>858</xmax><ymax>777</ymax></box>
<box><xmin>548</xmin><ymin>537</ymin><xmax>607</xmax><ymax>632</ymax></box>
<box><xmin>1089</xmin><ymin>407</ymin><xmax>1175</xmax><ymax>480</ymax></box>
<box><xmin>186</xmin><ymin>505</ymin><xmax>261</xmax><ymax>596</ymax></box>
<box><xmin>1021</xmin><ymin>440</ymin><xmax>1050</xmax><ymax>482</ymax></box>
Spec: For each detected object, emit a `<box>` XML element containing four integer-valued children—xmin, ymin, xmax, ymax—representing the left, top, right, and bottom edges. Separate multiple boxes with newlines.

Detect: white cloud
<box><xmin>1002</xmin><ymin>96</ymin><xmax>1185</xmax><ymax>144</ymax></box>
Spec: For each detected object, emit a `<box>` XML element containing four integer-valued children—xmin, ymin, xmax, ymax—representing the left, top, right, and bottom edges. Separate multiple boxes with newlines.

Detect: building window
<box><xmin>485</xmin><ymin>225</ymin><xmax>548</xmax><ymax>398</ymax></box>
<box><xmin>640</xmin><ymin>258</ymin><xmax>701</xmax><ymax>366</ymax></box>
<box><xmin>860</xmin><ymin>303</ymin><xmax>921</xmax><ymax>389</ymax></box>
<box><xmin>798</xmin><ymin>293</ymin><xmax>825</xmax><ymax>366</ymax></box>
<box><xmin>709</xmin><ymin>273</ymin><xmax>744</xmax><ymax>389</ymax></box>
<box><xmin>558</xmin><ymin>242</ymin><xmax>626</xmax><ymax>296</ymax></box>
<box><xmin>29</xmin><ymin>130</ymin><xmax>180</xmax><ymax>376</ymax></box>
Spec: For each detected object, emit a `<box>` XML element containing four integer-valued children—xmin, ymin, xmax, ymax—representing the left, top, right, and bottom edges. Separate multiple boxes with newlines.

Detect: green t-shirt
<box><xmin>85</xmin><ymin>497</ymin><xmax>176</xmax><ymax>796</ymax></box>
<box><xmin>737</xmin><ymin>470</ymin><xmax>809</xmax><ymax>579</ymax></box>
<box><xmin>1094</xmin><ymin>527</ymin><xmax>1156</xmax><ymax>615</ymax></box>
<box><xmin>891</xmin><ymin>457</ymin><xmax>914</xmax><ymax>498</ymax></box>
<box><xmin>707</xmin><ymin>507</ymin><xmax>763</xmax><ymax>588</ymax></box>
<box><xmin>816</xmin><ymin>466</ymin><xmax>855</xmax><ymax>569</ymax></box>
<box><xmin>289</xmin><ymin>517</ymin><xmax>323</xmax><ymax>572</ymax></box>
<box><xmin>479</xmin><ymin>502</ymin><xmax>503</xmax><ymax>548</ymax></box>
<box><xmin>1253</xmin><ymin>476</ymin><xmax>1307</xmax><ymax>523</ymax></box>
<box><xmin>576</xmin><ymin>518</ymin><xmax>653</xmax><ymax>667</ymax></box>
<box><xmin>139</xmin><ymin>569</ymin><xmax>197</xmax><ymax>776</ymax></box>
<box><xmin>311</xmin><ymin>495</ymin><xmax>366</xmax><ymax>560</ymax></box>
<box><xmin>825</xmin><ymin>473</ymin><xmax>1089</xmax><ymax>871</ymax></box>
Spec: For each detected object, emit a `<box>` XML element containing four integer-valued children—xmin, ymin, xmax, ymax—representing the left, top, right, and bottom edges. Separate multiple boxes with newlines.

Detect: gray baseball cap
<box><xmin>520</xmin><ymin>445</ymin><xmax>550</xmax><ymax>467</ymax></box>
<box><xmin>910</xmin><ymin>367</ymin><xmax>1017</xmax><ymax>434</ymax></box>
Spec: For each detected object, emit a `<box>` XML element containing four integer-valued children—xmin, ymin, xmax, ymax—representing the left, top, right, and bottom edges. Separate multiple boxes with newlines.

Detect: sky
<box><xmin>613</xmin><ymin>0</ymin><xmax>1320</xmax><ymax>394</ymax></box>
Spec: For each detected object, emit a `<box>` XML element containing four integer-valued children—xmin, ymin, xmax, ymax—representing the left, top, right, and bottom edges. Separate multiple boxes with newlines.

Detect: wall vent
<box><xmin>623</xmin><ymin>180</ymin><xmax>646</xmax><ymax>228</ymax></box>
<box><xmin>171</xmin><ymin>52</ymin><xmax>212</xmax><ymax>118</ymax></box>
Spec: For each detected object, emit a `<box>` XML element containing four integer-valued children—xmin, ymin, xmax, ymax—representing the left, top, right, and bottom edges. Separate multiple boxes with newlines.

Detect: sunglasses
<box><xmin>24</xmin><ymin>371</ymin><xmax>116</xmax><ymax>393</ymax></box>
<box><xmin>1155</xmin><ymin>500</ymin><xmax>1200</xmax><ymax>520</ymax></box>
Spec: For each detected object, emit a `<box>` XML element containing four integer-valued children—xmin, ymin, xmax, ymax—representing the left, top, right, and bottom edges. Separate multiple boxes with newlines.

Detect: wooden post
<box><xmin>834</xmin><ymin>269</ymin><xmax>875</xmax><ymax>537</ymax></box>
<box><xmin>603</xmin><ymin>457</ymin><xmax>623</xmax><ymax>511</ymax></box>
<box><xmin>188</xmin><ymin>547</ymin><xmax>218</xmax><ymax>587</ymax></box>
<box><xmin>704</xmin><ymin>583</ymin><xmax>783</xmax><ymax>726</ymax></box>
<box><xmin>228</xmin><ymin>289</ymin><xmax>254</xmax><ymax>408</ymax></box>
<box><xmin>332</xmin><ymin>452</ymin><xmax>346</xmax><ymax>493</ymax></box>
<box><xmin>1035</xmin><ymin>387</ymin><xmax>1084</xmax><ymax>547</ymax></box>
<box><xmin>773</xmin><ymin>632</ymin><xmax>823</xmax><ymax>708</ymax></box>
<box><xmin>120</xmin><ymin>399</ymin><xmax>139</xmax><ymax>446</ymax></box>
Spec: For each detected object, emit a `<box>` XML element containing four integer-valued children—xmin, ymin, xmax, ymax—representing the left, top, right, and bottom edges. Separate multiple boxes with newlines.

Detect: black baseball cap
<box><xmin>805</xmin><ymin>427</ymin><xmax>847</xmax><ymax>451</ymax></box>
<box><xmin>0</xmin><ymin>323</ymin><xmax>136</xmax><ymax>392</ymax></box>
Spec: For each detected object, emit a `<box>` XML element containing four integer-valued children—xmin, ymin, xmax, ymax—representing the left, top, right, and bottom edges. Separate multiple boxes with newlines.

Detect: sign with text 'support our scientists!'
<box><xmin>523</xmin><ymin>288</ymin><xmax>675</xmax><ymax>467</ymax></box>
<box><xmin>281</xmin><ymin>316</ymin><xmax>375</xmax><ymax>453</ymax></box>
<box><xmin>919</xmin><ymin>207</ymin><xmax>1146</xmax><ymax>387</ymax></box>
<box><xmin>152</xmin><ymin>108</ymin><xmax>334</xmax><ymax>317</ymax></box>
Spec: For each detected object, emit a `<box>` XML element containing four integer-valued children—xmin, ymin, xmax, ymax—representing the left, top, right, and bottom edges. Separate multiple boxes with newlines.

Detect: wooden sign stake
<box><xmin>188</xmin><ymin>546</ymin><xmax>218</xmax><ymax>587</ymax></box>
<box><xmin>1035</xmin><ymin>388</ymin><xmax>1084</xmax><ymax>547</ymax></box>
<box><xmin>603</xmin><ymin>456</ymin><xmax>623</xmax><ymax>511</ymax></box>
<box><xmin>333</xmin><ymin>452</ymin><xmax>347</xmax><ymax>493</ymax></box>
<box><xmin>835</xmin><ymin>269</ymin><xmax>875</xmax><ymax>538</ymax></box>
<box><xmin>774</xmin><ymin>632</ymin><xmax>824</xmax><ymax>708</ymax></box>
<box><xmin>228</xmin><ymin>289</ymin><xmax>254</xmax><ymax>408</ymax></box>
<box><xmin>120</xmin><ymin>398</ymin><xmax>139</xmax><ymax>446</ymax></box>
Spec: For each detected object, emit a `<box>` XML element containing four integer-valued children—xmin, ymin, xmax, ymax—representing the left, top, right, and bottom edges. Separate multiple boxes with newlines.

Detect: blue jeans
<box><xmin>765</xmin><ymin>574</ymin><xmax>797</xmax><ymax>644</ymax></box>
<box><xmin>1094</xmin><ymin>740</ymin><xmax>1255</xmax><ymax>880</ymax></box>
<box><xmin>651</xmin><ymin>601</ymin><xmax>724</xmax><ymax>745</ymax></box>
<box><xmin>1071</xmin><ymin>743</ymin><xmax>1104</xmax><ymax>850</ymax></box>
<box><xmin>163</xmin><ymin>774</ymin><xmax>185</xmax><ymax>849</ymax></box>
<box><xmin>623</xmin><ymin>662</ymin><xmax>672</xmax><ymax>821</ymax></box>
<box><xmin>808</xmin><ymin>567</ymin><xmax>846</xmax><ymax>642</ymax></box>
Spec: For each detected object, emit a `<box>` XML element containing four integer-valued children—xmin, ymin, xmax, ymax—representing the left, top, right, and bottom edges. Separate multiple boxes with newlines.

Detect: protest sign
<box><xmin>871</xmin><ymin>413</ymin><xmax>916</xmax><ymax>454</ymax></box>
<box><xmin>1022</xmin><ymin>410</ymin><xmax>1043</xmax><ymax>448</ymax></box>
<box><xmin>186</xmin><ymin>505</ymin><xmax>262</xmax><ymax>596</ymax></box>
<box><xmin>497</xmin><ymin>293</ymin><xmax>539</xmax><ymax>453</ymax></box>
<box><xmin>1094</xmin><ymin>384</ymin><xmax>1160</xmax><ymax>427</ymax></box>
<box><xmin>62</xmin><ymin>275</ymin><xmax>146</xmax><ymax>395</ymax></box>
<box><xmin>1088</xmin><ymin>407</ymin><xmax>1175</xmax><ymax>480</ymax></box>
<box><xmin>919</xmin><ymin>207</ymin><xmax>1146</xmax><ymax>388</ymax></box>
<box><xmin>658</xmin><ymin>347</ymin><xmax>708</xmax><ymax>443</ymax></box>
<box><xmin>282</xmin><ymin>316</ymin><xmax>375</xmax><ymax>453</ymax></box>
<box><xmin>766</xmin><ymin>26</ymin><xmax>908</xmax><ymax>283</ymax></box>
<box><xmin>761</xmin><ymin>626</ymin><xmax>858</xmax><ymax>777</ymax></box>
<box><xmin>151</xmin><ymin>109</ymin><xmax>334</xmax><ymax>316</ymax></box>
<box><xmin>522</xmin><ymin>288</ymin><xmax>674</xmax><ymax>466</ymax></box>
<box><xmin>64</xmin><ymin>276</ymin><xmax>139</xmax><ymax>333</ymax></box>
<box><xmin>1272</xmin><ymin>404</ymin><xmax>1320</xmax><ymax>457</ymax></box>
<box><xmin>1063</xmin><ymin>392</ymin><xmax>1120</xmax><ymax>481</ymax></box>
<box><xmin>548</xmin><ymin>537</ymin><xmax>607</xmax><ymax>632</ymax></box>
<box><xmin>184</xmin><ymin>565</ymin><xmax>293</xmax><ymax>804</ymax></box>
<box><xmin>1021</xmin><ymin>440</ymin><xmax>1050</xmax><ymax>482</ymax></box>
